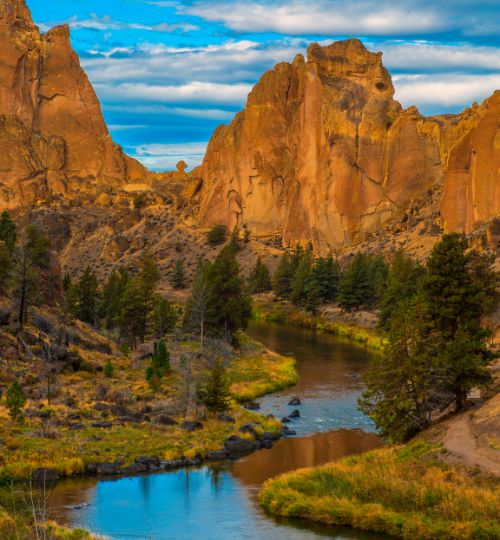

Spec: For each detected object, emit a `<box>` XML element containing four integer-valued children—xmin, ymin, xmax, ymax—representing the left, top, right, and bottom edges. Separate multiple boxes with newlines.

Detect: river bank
<box><xmin>0</xmin><ymin>335</ymin><xmax>297</xmax><ymax>486</ymax></box>
<box><xmin>253</xmin><ymin>299</ymin><xmax>386</xmax><ymax>351</ymax></box>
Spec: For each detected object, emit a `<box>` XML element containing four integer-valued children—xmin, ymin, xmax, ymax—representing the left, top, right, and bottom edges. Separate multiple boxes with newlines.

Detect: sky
<box><xmin>30</xmin><ymin>0</ymin><xmax>500</xmax><ymax>171</ymax></box>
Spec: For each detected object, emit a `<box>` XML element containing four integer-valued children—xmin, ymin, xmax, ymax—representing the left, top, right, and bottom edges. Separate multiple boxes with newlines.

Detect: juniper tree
<box><xmin>76</xmin><ymin>265</ymin><xmax>100</xmax><ymax>324</ymax></box>
<box><xmin>62</xmin><ymin>272</ymin><xmax>72</xmax><ymax>294</ymax></box>
<box><xmin>229</xmin><ymin>225</ymin><xmax>241</xmax><ymax>251</ymax></box>
<box><xmin>0</xmin><ymin>211</ymin><xmax>16</xmax><ymax>246</ymax></box>
<box><xmin>290</xmin><ymin>251</ymin><xmax>312</xmax><ymax>305</ymax></box>
<box><xmin>146</xmin><ymin>338</ymin><xmax>171</xmax><ymax>390</ymax></box>
<box><xmin>368</xmin><ymin>254</ymin><xmax>389</xmax><ymax>306</ymax></box>
<box><xmin>171</xmin><ymin>259</ymin><xmax>186</xmax><ymax>289</ymax></box>
<box><xmin>151</xmin><ymin>298</ymin><xmax>179</xmax><ymax>338</ymax></box>
<box><xmin>6</xmin><ymin>381</ymin><xmax>26</xmax><ymax>423</ymax></box>
<box><xmin>207</xmin><ymin>224</ymin><xmax>226</xmax><ymax>246</ymax></box>
<box><xmin>243</xmin><ymin>223</ymin><xmax>251</xmax><ymax>243</ymax></box>
<box><xmin>305</xmin><ymin>278</ymin><xmax>322</xmax><ymax>315</ymax></box>
<box><xmin>248</xmin><ymin>256</ymin><xmax>272</xmax><ymax>293</ymax></box>
<box><xmin>338</xmin><ymin>252</ymin><xmax>372</xmax><ymax>310</ymax></box>
<box><xmin>307</xmin><ymin>256</ymin><xmax>340</xmax><ymax>302</ymax></box>
<box><xmin>104</xmin><ymin>359</ymin><xmax>114</xmax><ymax>378</ymax></box>
<box><xmin>201</xmin><ymin>357</ymin><xmax>231</xmax><ymax>413</ymax></box>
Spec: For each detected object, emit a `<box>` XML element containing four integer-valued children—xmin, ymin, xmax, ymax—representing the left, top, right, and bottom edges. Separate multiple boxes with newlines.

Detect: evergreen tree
<box><xmin>0</xmin><ymin>211</ymin><xmax>16</xmax><ymax>246</ymax></box>
<box><xmin>146</xmin><ymin>338</ymin><xmax>171</xmax><ymax>390</ymax></box>
<box><xmin>201</xmin><ymin>358</ymin><xmax>231</xmax><ymax>413</ymax></box>
<box><xmin>290</xmin><ymin>244</ymin><xmax>306</xmax><ymax>275</ymax></box>
<box><xmin>104</xmin><ymin>359</ymin><xmax>114</xmax><ymax>378</ymax></box>
<box><xmin>376</xmin><ymin>249</ymin><xmax>425</xmax><ymax>333</ymax></box>
<box><xmin>248</xmin><ymin>256</ymin><xmax>272</xmax><ymax>293</ymax></box>
<box><xmin>368</xmin><ymin>255</ymin><xmax>389</xmax><ymax>307</ymax></box>
<box><xmin>6</xmin><ymin>380</ymin><xmax>27</xmax><ymax>423</ymax></box>
<box><xmin>151</xmin><ymin>298</ymin><xmax>178</xmax><ymax>337</ymax></box>
<box><xmin>62</xmin><ymin>272</ymin><xmax>72</xmax><ymax>294</ymax></box>
<box><xmin>421</xmin><ymin>233</ymin><xmax>497</xmax><ymax>410</ymax></box>
<box><xmin>100</xmin><ymin>269</ymin><xmax>121</xmax><ymax>323</ymax></box>
<box><xmin>338</xmin><ymin>253</ymin><xmax>372</xmax><ymax>310</ymax></box>
<box><xmin>243</xmin><ymin>223</ymin><xmax>251</xmax><ymax>243</ymax></box>
<box><xmin>290</xmin><ymin>251</ymin><xmax>312</xmax><ymax>305</ymax></box>
<box><xmin>359</xmin><ymin>299</ymin><xmax>450</xmax><ymax>443</ymax></box>
<box><xmin>205</xmin><ymin>245</ymin><xmax>252</xmax><ymax>342</ymax></box>
<box><xmin>229</xmin><ymin>225</ymin><xmax>241</xmax><ymax>251</ymax></box>
<box><xmin>273</xmin><ymin>251</ymin><xmax>293</xmax><ymax>299</ymax></box>
<box><xmin>305</xmin><ymin>278</ymin><xmax>322</xmax><ymax>315</ymax></box>
<box><xmin>26</xmin><ymin>224</ymin><xmax>51</xmax><ymax>267</ymax></box>
<box><xmin>207</xmin><ymin>225</ymin><xmax>226</xmax><ymax>246</ymax></box>
<box><xmin>307</xmin><ymin>256</ymin><xmax>340</xmax><ymax>302</ymax></box>
<box><xmin>171</xmin><ymin>259</ymin><xmax>186</xmax><ymax>289</ymax></box>
<box><xmin>76</xmin><ymin>265</ymin><xmax>100</xmax><ymax>324</ymax></box>
<box><xmin>0</xmin><ymin>243</ymin><xmax>13</xmax><ymax>292</ymax></box>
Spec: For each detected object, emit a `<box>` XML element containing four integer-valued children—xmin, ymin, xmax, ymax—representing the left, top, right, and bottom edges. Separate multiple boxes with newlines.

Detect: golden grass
<box><xmin>253</xmin><ymin>304</ymin><xmax>386</xmax><ymax>351</ymax></box>
<box><xmin>260</xmin><ymin>441</ymin><xmax>500</xmax><ymax>540</ymax></box>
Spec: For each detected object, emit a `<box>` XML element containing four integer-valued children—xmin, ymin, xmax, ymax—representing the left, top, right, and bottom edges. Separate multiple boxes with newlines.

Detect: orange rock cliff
<box><xmin>2</xmin><ymin>0</ymin><xmax>500</xmax><ymax>253</ymax></box>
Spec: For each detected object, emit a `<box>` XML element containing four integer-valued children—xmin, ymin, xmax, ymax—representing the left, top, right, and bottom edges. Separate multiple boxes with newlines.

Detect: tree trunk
<box><xmin>18</xmin><ymin>275</ymin><xmax>26</xmax><ymax>326</ymax></box>
<box><xmin>200</xmin><ymin>319</ymin><xmax>204</xmax><ymax>350</ymax></box>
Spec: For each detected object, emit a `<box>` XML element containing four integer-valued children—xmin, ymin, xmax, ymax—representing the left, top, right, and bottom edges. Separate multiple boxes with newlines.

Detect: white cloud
<box><xmin>104</xmin><ymin>104</ymin><xmax>236</xmax><ymax>120</ymax></box>
<box><xmin>393</xmin><ymin>74</ymin><xmax>500</xmax><ymax>109</ymax></box>
<box><xmin>128</xmin><ymin>142</ymin><xmax>208</xmax><ymax>171</ymax></box>
<box><xmin>94</xmin><ymin>81</ymin><xmax>252</xmax><ymax>105</ymax></box>
<box><xmin>180</xmin><ymin>0</ymin><xmax>453</xmax><ymax>36</ymax></box>
<box><xmin>107</xmin><ymin>124</ymin><xmax>149</xmax><ymax>131</ymax></box>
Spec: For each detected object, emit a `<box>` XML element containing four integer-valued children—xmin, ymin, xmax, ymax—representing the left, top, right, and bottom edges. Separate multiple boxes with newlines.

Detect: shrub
<box><xmin>175</xmin><ymin>241</ymin><xmax>183</xmax><ymax>252</ymax></box>
<box><xmin>133</xmin><ymin>195</ymin><xmax>146</xmax><ymax>208</ymax></box>
<box><xmin>120</xmin><ymin>343</ymin><xmax>131</xmax><ymax>358</ymax></box>
<box><xmin>207</xmin><ymin>225</ymin><xmax>226</xmax><ymax>246</ymax></box>
<box><xmin>5</xmin><ymin>381</ymin><xmax>26</xmax><ymax>423</ymax></box>
<box><xmin>79</xmin><ymin>360</ymin><xmax>95</xmax><ymax>374</ymax></box>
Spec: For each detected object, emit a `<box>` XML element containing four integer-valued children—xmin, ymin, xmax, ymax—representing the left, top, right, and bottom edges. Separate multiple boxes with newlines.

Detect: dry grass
<box><xmin>260</xmin><ymin>441</ymin><xmax>500</xmax><ymax>540</ymax></box>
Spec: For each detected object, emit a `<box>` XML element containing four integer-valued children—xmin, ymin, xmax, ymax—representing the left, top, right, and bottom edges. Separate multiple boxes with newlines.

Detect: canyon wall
<box><xmin>0</xmin><ymin>0</ymin><xmax>148</xmax><ymax>215</ymax></box>
<box><xmin>192</xmin><ymin>39</ymin><xmax>500</xmax><ymax>251</ymax></box>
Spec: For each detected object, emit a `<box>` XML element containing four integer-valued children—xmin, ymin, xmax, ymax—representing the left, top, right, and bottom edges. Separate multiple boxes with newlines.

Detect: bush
<box><xmin>175</xmin><ymin>241</ymin><xmax>183</xmax><ymax>252</ymax></box>
<box><xmin>207</xmin><ymin>225</ymin><xmax>226</xmax><ymax>246</ymax></box>
<box><xmin>133</xmin><ymin>195</ymin><xmax>146</xmax><ymax>208</ymax></box>
<box><xmin>79</xmin><ymin>360</ymin><xmax>95</xmax><ymax>374</ymax></box>
<box><xmin>5</xmin><ymin>381</ymin><xmax>26</xmax><ymax>423</ymax></box>
<box><xmin>120</xmin><ymin>343</ymin><xmax>131</xmax><ymax>358</ymax></box>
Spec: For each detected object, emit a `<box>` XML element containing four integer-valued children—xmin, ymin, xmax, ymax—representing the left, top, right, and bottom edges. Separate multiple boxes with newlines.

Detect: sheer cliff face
<box><xmin>0</xmin><ymin>0</ymin><xmax>148</xmax><ymax>215</ymax></box>
<box><xmin>195</xmin><ymin>39</ymin><xmax>500</xmax><ymax>250</ymax></box>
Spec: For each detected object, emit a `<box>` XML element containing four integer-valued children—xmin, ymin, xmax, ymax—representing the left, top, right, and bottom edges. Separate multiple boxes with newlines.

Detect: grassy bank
<box><xmin>0</xmin><ymin>337</ymin><xmax>296</xmax><ymax>485</ymax></box>
<box><xmin>253</xmin><ymin>303</ymin><xmax>386</xmax><ymax>351</ymax></box>
<box><xmin>260</xmin><ymin>441</ymin><xmax>500</xmax><ymax>540</ymax></box>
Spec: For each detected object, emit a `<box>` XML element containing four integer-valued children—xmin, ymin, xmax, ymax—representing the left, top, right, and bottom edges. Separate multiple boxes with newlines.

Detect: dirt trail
<box><xmin>443</xmin><ymin>405</ymin><xmax>500</xmax><ymax>475</ymax></box>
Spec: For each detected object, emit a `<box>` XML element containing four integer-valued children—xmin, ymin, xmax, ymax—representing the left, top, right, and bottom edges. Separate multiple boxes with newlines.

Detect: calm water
<box><xmin>47</xmin><ymin>321</ymin><xmax>392</xmax><ymax>540</ymax></box>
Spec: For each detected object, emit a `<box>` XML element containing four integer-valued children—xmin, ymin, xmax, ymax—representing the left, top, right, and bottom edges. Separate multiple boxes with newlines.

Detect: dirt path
<box><xmin>443</xmin><ymin>406</ymin><xmax>500</xmax><ymax>475</ymax></box>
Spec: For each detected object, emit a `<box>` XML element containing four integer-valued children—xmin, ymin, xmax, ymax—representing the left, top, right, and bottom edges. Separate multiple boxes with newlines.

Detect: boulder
<box><xmin>109</xmin><ymin>236</ymin><xmax>130</xmax><ymax>253</ymax></box>
<box><xmin>91</xmin><ymin>421</ymin><xmax>113</xmax><ymax>428</ymax></box>
<box><xmin>218</xmin><ymin>413</ymin><xmax>236</xmax><ymax>424</ymax></box>
<box><xmin>206</xmin><ymin>450</ymin><xmax>229</xmax><ymax>461</ymax></box>
<box><xmin>224</xmin><ymin>435</ymin><xmax>255</xmax><ymax>453</ymax></box>
<box><xmin>68</xmin><ymin>423</ymin><xmax>87</xmax><ymax>431</ymax></box>
<box><xmin>85</xmin><ymin>463</ymin><xmax>98</xmax><ymax>473</ymax></box>
<box><xmin>289</xmin><ymin>409</ymin><xmax>301</xmax><ymax>418</ymax></box>
<box><xmin>179</xmin><ymin>420</ymin><xmax>203</xmax><ymax>432</ymax></box>
<box><xmin>96</xmin><ymin>463</ymin><xmax>120</xmax><ymax>475</ymax></box>
<box><xmin>119</xmin><ymin>464</ymin><xmax>145</xmax><ymax>475</ymax></box>
<box><xmin>288</xmin><ymin>397</ymin><xmax>301</xmax><ymax>406</ymax></box>
<box><xmin>262</xmin><ymin>440</ymin><xmax>274</xmax><ymax>449</ymax></box>
<box><xmin>33</xmin><ymin>468</ymin><xmax>59</xmax><ymax>482</ymax></box>
<box><xmin>135</xmin><ymin>456</ymin><xmax>160</xmax><ymax>468</ymax></box>
<box><xmin>130</xmin><ymin>237</ymin><xmax>146</xmax><ymax>250</ymax></box>
<box><xmin>150</xmin><ymin>414</ymin><xmax>178</xmax><ymax>426</ymax></box>
<box><xmin>238</xmin><ymin>424</ymin><xmax>258</xmax><ymax>439</ymax></box>
<box><xmin>281</xmin><ymin>417</ymin><xmax>291</xmax><ymax>423</ymax></box>
<box><xmin>279</xmin><ymin>429</ymin><xmax>297</xmax><ymax>436</ymax></box>
<box><xmin>266</xmin><ymin>414</ymin><xmax>275</xmax><ymax>419</ymax></box>
<box><xmin>263</xmin><ymin>432</ymin><xmax>280</xmax><ymax>440</ymax></box>
<box><xmin>244</xmin><ymin>401</ymin><xmax>260</xmax><ymax>410</ymax></box>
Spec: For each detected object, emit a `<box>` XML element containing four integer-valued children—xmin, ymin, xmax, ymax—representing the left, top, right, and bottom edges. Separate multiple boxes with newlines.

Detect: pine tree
<box><xmin>0</xmin><ymin>243</ymin><xmax>13</xmax><ymax>291</ymax></box>
<box><xmin>104</xmin><ymin>359</ymin><xmax>114</xmax><ymax>378</ymax></box>
<box><xmin>171</xmin><ymin>259</ymin><xmax>186</xmax><ymax>289</ymax></box>
<box><xmin>338</xmin><ymin>253</ymin><xmax>372</xmax><ymax>310</ymax></box>
<box><xmin>421</xmin><ymin>233</ymin><xmax>497</xmax><ymax>410</ymax></box>
<box><xmin>273</xmin><ymin>251</ymin><xmax>293</xmax><ymax>299</ymax></box>
<box><xmin>248</xmin><ymin>256</ymin><xmax>272</xmax><ymax>293</ymax></box>
<box><xmin>376</xmin><ymin>249</ymin><xmax>424</xmax><ymax>333</ymax></box>
<box><xmin>205</xmin><ymin>245</ymin><xmax>252</xmax><ymax>342</ymax></box>
<box><xmin>290</xmin><ymin>251</ymin><xmax>312</xmax><ymax>305</ymax></box>
<box><xmin>368</xmin><ymin>255</ymin><xmax>389</xmax><ymax>307</ymax></box>
<box><xmin>151</xmin><ymin>298</ymin><xmax>178</xmax><ymax>337</ymax></box>
<box><xmin>146</xmin><ymin>338</ymin><xmax>171</xmax><ymax>390</ymax></box>
<box><xmin>229</xmin><ymin>225</ymin><xmax>241</xmax><ymax>251</ymax></box>
<box><xmin>100</xmin><ymin>269</ymin><xmax>121</xmax><ymax>322</ymax></box>
<box><xmin>76</xmin><ymin>265</ymin><xmax>100</xmax><ymax>324</ymax></box>
<box><xmin>62</xmin><ymin>272</ymin><xmax>72</xmax><ymax>294</ymax></box>
<box><xmin>305</xmin><ymin>278</ymin><xmax>322</xmax><ymax>315</ymax></box>
<box><xmin>6</xmin><ymin>380</ymin><xmax>27</xmax><ymax>423</ymax></box>
<box><xmin>0</xmin><ymin>211</ymin><xmax>16</xmax><ymax>246</ymax></box>
<box><xmin>201</xmin><ymin>358</ymin><xmax>231</xmax><ymax>413</ymax></box>
<box><xmin>290</xmin><ymin>244</ymin><xmax>305</xmax><ymax>275</ymax></box>
<box><xmin>26</xmin><ymin>224</ymin><xmax>51</xmax><ymax>267</ymax></box>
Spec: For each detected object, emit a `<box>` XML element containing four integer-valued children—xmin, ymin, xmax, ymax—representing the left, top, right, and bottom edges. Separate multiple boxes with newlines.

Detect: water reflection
<box><xmin>45</xmin><ymin>322</ymin><xmax>392</xmax><ymax>540</ymax></box>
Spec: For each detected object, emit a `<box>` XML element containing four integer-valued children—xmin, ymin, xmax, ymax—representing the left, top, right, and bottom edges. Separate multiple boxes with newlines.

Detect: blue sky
<box><xmin>30</xmin><ymin>0</ymin><xmax>500</xmax><ymax>171</ymax></box>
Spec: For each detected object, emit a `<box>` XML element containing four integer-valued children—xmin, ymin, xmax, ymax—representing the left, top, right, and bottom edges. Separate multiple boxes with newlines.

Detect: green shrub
<box><xmin>104</xmin><ymin>359</ymin><xmax>114</xmax><ymax>378</ymax></box>
<box><xmin>79</xmin><ymin>360</ymin><xmax>95</xmax><ymax>374</ymax></box>
<box><xmin>207</xmin><ymin>225</ymin><xmax>226</xmax><ymax>246</ymax></box>
<box><xmin>5</xmin><ymin>381</ymin><xmax>26</xmax><ymax>423</ymax></box>
<box><xmin>133</xmin><ymin>195</ymin><xmax>146</xmax><ymax>208</ymax></box>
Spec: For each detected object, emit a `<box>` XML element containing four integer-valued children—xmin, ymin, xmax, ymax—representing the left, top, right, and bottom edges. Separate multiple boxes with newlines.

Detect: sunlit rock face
<box><xmin>194</xmin><ymin>39</ymin><xmax>500</xmax><ymax>251</ymax></box>
<box><xmin>0</xmin><ymin>0</ymin><xmax>148</xmax><ymax>215</ymax></box>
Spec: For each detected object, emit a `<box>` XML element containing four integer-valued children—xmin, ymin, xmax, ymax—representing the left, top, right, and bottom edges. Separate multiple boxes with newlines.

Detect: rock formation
<box><xmin>192</xmin><ymin>39</ymin><xmax>500</xmax><ymax>251</ymax></box>
<box><xmin>0</xmin><ymin>0</ymin><xmax>148</xmax><ymax>215</ymax></box>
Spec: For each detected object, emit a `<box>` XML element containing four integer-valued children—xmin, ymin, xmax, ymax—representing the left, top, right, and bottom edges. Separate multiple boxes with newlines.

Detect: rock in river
<box><xmin>280</xmin><ymin>429</ymin><xmax>297</xmax><ymax>436</ymax></box>
<box><xmin>281</xmin><ymin>417</ymin><xmax>291</xmax><ymax>423</ymax></box>
<box><xmin>238</xmin><ymin>424</ymin><xmax>258</xmax><ymax>439</ymax></box>
<box><xmin>289</xmin><ymin>409</ymin><xmax>301</xmax><ymax>418</ymax></box>
<box><xmin>288</xmin><ymin>397</ymin><xmax>301</xmax><ymax>405</ymax></box>
<box><xmin>33</xmin><ymin>468</ymin><xmax>59</xmax><ymax>482</ymax></box>
<box><xmin>244</xmin><ymin>401</ymin><xmax>260</xmax><ymax>410</ymax></box>
<box><xmin>224</xmin><ymin>435</ymin><xmax>255</xmax><ymax>453</ymax></box>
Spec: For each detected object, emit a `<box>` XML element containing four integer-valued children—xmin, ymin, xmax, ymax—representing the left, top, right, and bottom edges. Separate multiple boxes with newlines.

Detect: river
<box><xmin>46</xmin><ymin>320</ymin><xmax>393</xmax><ymax>540</ymax></box>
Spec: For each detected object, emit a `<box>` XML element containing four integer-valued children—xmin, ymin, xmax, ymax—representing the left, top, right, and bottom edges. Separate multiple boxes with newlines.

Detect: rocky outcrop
<box><xmin>192</xmin><ymin>39</ymin><xmax>500</xmax><ymax>251</ymax></box>
<box><xmin>0</xmin><ymin>0</ymin><xmax>149</xmax><ymax>215</ymax></box>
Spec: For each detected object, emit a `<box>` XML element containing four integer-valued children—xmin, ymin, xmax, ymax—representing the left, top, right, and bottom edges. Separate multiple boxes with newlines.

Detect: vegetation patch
<box><xmin>260</xmin><ymin>442</ymin><xmax>500</xmax><ymax>540</ymax></box>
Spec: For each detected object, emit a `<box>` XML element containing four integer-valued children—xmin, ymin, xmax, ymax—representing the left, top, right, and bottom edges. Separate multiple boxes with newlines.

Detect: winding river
<box><xmin>46</xmin><ymin>321</ymin><xmax>394</xmax><ymax>540</ymax></box>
